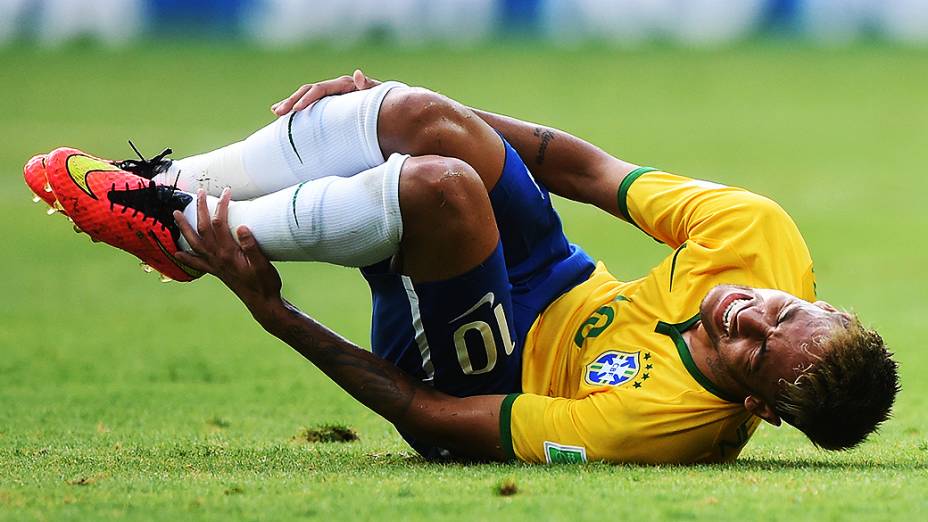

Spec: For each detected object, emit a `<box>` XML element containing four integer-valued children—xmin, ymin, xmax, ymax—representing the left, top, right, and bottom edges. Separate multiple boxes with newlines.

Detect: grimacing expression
<box><xmin>699</xmin><ymin>285</ymin><xmax>851</xmax><ymax>404</ymax></box>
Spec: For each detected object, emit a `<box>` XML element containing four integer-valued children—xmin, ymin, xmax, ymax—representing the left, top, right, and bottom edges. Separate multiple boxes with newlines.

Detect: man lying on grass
<box><xmin>29</xmin><ymin>70</ymin><xmax>898</xmax><ymax>463</ymax></box>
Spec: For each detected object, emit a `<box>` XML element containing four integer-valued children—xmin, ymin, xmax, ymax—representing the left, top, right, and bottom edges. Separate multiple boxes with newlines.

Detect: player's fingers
<box><xmin>173</xmin><ymin>210</ymin><xmax>206</xmax><ymax>256</ymax></box>
<box><xmin>212</xmin><ymin>187</ymin><xmax>234</xmax><ymax>248</ymax></box>
<box><xmin>236</xmin><ymin>226</ymin><xmax>270</xmax><ymax>268</ymax></box>
<box><xmin>293</xmin><ymin>76</ymin><xmax>354</xmax><ymax>111</ymax></box>
<box><xmin>195</xmin><ymin>189</ymin><xmax>215</xmax><ymax>243</ymax></box>
<box><xmin>353</xmin><ymin>69</ymin><xmax>366</xmax><ymax>89</ymax></box>
<box><xmin>292</xmin><ymin>86</ymin><xmax>323</xmax><ymax>112</ymax></box>
<box><xmin>174</xmin><ymin>251</ymin><xmax>212</xmax><ymax>274</ymax></box>
<box><xmin>273</xmin><ymin>83</ymin><xmax>314</xmax><ymax>116</ymax></box>
<box><xmin>353</xmin><ymin>69</ymin><xmax>380</xmax><ymax>89</ymax></box>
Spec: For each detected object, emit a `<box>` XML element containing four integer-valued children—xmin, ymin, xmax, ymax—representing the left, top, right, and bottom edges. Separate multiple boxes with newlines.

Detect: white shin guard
<box><xmin>180</xmin><ymin>154</ymin><xmax>407</xmax><ymax>267</ymax></box>
<box><xmin>157</xmin><ymin>81</ymin><xmax>407</xmax><ymax>200</ymax></box>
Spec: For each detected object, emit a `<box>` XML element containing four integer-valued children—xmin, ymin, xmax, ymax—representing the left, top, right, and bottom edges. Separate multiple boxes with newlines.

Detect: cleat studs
<box><xmin>159</xmin><ymin>274</ymin><xmax>174</xmax><ymax>283</ymax></box>
<box><xmin>52</xmin><ymin>200</ymin><xmax>64</xmax><ymax>211</ymax></box>
<box><xmin>46</xmin><ymin>207</ymin><xmax>58</xmax><ymax>215</ymax></box>
<box><xmin>140</xmin><ymin>263</ymin><xmax>153</xmax><ymax>273</ymax></box>
<box><xmin>44</xmin><ymin>183</ymin><xmax>52</xmax><ymax>193</ymax></box>
<box><xmin>32</xmin><ymin>195</ymin><xmax>41</xmax><ymax>203</ymax></box>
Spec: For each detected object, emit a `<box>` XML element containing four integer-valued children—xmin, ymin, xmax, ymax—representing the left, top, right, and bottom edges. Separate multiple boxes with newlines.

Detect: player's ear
<box><xmin>744</xmin><ymin>395</ymin><xmax>781</xmax><ymax>426</ymax></box>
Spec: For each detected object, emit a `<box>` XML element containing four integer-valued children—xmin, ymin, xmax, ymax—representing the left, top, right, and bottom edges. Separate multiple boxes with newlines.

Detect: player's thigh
<box><xmin>362</xmin><ymin>243</ymin><xmax>521</xmax><ymax>398</ymax></box>
<box><xmin>490</xmin><ymin>137</ymin><xmax>596</xmax><ymax>334</ymax></box>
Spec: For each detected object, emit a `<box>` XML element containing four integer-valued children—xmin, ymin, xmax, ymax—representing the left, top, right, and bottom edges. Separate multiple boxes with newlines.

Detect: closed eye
<box><xmin>752</xmin><ymin>340</ymin><xmax>767</xmax><ymax>373</ymax></box>
<box><xmin>777</xmin><ymin>305</ymin><xmax>798</xmax><ymax>326</ymax></box>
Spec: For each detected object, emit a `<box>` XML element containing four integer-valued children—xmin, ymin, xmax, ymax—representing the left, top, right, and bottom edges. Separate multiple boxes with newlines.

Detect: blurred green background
<box><xmin>1</xmin><ymin>42</ymin><xmax>926</xmax><ymax>520</ymax></box>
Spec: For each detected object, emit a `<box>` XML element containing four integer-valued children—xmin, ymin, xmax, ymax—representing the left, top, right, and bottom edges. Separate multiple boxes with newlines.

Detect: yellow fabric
<box><xmin>509</xmin><ymin>171</ymin><xmax>817</xmax><ymax>464</ymax></box>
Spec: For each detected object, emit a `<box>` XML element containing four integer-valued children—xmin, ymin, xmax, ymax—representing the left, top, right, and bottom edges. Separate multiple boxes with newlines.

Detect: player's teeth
<box><xmin>32</xmin><ymin>195</ymin><xmax>41</xmax><ymax>203</ymax></box>
<box><xmin>723</xmin><ymin>299</ymin><xmax>748</xmax><ymax>334</ymax></box>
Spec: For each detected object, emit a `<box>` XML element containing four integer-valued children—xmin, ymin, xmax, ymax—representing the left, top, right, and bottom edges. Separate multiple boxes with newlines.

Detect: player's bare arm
<box><xmin>468</xmin><ymin>108</ymin><xmax>637</xmax><ymax>218</ymax></box>
<box><xmin>172</xmin><ymin>188</ymin><xmax>507</xmax><ymax>461</ymax></box>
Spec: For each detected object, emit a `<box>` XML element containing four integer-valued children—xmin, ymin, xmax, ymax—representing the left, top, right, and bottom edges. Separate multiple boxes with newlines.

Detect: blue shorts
<box><xmin>361</xmin><ymin>137</ymin><xmax>594</xmax><ymax>457</ymax></box>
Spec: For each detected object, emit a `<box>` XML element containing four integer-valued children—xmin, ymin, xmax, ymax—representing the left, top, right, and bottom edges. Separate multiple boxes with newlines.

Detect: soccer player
<box><xmin>28</xmin><ymin>71</ymin><xmax>898</xmax><ymax>463</ymax></box>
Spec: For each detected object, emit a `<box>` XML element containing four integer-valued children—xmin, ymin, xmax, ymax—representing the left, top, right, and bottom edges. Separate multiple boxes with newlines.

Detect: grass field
<box><xmin>1</xmin><ymin>42</ymin><xmax>927</xmax><ymax>520</ymax></box>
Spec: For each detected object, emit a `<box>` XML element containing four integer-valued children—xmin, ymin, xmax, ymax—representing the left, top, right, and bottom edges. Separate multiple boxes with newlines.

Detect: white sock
<box><xmin>179</xmin><ymin>154</ymin><xmax>407</xmax><ymax>267</ymax></box>
<box><xmin>155</xmin><ymin>81</ymin><xmax>407</xmax><ymax>199</ymax></box>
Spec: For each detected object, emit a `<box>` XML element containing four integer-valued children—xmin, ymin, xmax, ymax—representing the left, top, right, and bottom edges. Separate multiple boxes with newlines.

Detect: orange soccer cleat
<box><xmin>44</xmin><ymin>147</ymin><xmax>203</xmax><ymax>282</ymax></box>
<box><xmin>23</xmin><ymin>154</ymin><xmax>64</xmax><ymax>213</ymax></box>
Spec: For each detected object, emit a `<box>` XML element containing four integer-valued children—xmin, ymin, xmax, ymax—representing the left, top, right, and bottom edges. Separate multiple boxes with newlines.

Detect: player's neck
<box><xmin>682</xmin><ymin>321</ymin><xmax>749</xmax><ymax>403</ymax></box>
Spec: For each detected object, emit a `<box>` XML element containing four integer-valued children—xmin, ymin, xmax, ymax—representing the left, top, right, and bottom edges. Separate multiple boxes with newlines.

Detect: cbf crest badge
<box><xmin>585</xmin><ymin>350</ymin><xmax>640</xmax><ymax>387</ymax></box>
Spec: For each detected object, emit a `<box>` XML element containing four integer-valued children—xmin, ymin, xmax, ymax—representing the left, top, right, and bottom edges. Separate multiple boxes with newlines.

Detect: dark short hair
<box><xmin>775</xmin><ymin>317</ymin><xmax>899</xmax><ymax>450</ymax></box>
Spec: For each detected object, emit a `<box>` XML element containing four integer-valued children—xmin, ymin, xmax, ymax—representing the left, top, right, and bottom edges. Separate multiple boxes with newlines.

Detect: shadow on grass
<box><xmin>730</xmin><ymin>456</ymin><xmax>928</xmax><ymax>472</ymax></box>
<box><xmin>408</xmin><ymin>455</ymin><xmax>928</xmax><ymax>472</ymax></box>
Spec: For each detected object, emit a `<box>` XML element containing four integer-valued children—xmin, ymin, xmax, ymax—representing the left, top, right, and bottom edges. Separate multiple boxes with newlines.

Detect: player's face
<box><xmin>699</xmin><ymin>285</ymin><xmax>850</xmax><ymax>403</ymax></box>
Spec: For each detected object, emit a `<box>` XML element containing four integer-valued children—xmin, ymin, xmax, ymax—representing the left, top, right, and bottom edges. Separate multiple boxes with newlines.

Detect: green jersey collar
<box><xmin>655</xmin><ymin>314</ymin><xmax>741</xmax><ymax>403</ymax></box>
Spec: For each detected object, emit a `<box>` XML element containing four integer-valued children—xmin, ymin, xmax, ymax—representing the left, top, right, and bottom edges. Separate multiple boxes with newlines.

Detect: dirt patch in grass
<box><xmin>292</xmin><ymin>425</ymin><xmax>359</xmax><ymax>443</ymax></box>
<box><xmin>224</xmin><ymin>486</ymin><xmax>245</xmax><ymax>496</ymax></box>
<box><xmin>497</xmin><ymin>478</ymin><xmax>518</xmax><ymax>496</ymax></box>
<box><xmin>67</xmin><ymin>473</ymin><xmax>108</xmax><ymax>486</ymax></box>
<box><xmin>206</xmin><ymin>416</ymin><xmax>230</xmax><ymax>429</ymax></box>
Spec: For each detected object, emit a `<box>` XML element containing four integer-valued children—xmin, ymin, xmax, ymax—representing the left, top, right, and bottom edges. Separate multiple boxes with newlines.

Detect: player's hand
<box><xmin>271</xmin><ymin>69</ymin><xmax>381</xmax><ymax>116</ymax></box>
<box><xmin>173</xmin><ymin>188</ymin><xmax>284</xmax><ymax>322</ymax></box>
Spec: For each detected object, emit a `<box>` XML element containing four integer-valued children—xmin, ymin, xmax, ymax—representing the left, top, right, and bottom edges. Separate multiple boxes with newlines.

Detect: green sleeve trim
<box><xmin>655</xmin><ymin>315</ymin><xmax>741</xmax><ymax>404</ymax></box>
<box><xmin>616</xmin><ymin>167</ymin><xmax>659</xmax><ymax>227</ymax></box>
<box><xmin>499</xmin><ymin>393</ymin><xmax>521</xmax><ymax>462</ymax></box>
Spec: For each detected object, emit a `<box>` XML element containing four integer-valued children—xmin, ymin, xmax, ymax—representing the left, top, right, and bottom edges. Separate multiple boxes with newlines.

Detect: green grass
<box><xmin>1</xmin><ymin>42</ymin><xmax>927</xmax><ymax>520</ymax></box>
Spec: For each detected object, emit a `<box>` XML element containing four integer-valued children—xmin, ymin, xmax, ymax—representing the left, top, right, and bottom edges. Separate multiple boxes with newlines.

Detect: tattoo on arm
<box><xmin>258</xmin><ymin>302</ymin><xmax>504</xmax><ymax>460</ymax></box>
<box><xmin>312</xmin><ymin>333</ymin><xmax>417</xmax><ymax>420</ymax></box>
<box><xmin>277</xmin><ymin>310</ymin><xmax>421</xmax><ymax>423</ymax></box>
<box><xmin>533</xmin><ymin>127</ymin><xmax>555</xmax><ymax>165</ymax></box>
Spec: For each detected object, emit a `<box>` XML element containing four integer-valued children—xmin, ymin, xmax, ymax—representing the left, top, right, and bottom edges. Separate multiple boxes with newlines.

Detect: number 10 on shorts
<box><xmin>451</xmin><ymin>293</ymin><xmax>515</xmax><ymax>375</ymax></box>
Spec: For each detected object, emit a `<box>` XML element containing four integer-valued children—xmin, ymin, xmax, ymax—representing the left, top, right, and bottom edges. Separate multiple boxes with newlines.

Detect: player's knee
<box><xmin>400</xmin><ymin>155</ymin><xmax>491</xmax><ymax>227</ymax></box>
<box><xmin>384</xmin><ymin>88</ymin><xmax>470</xmax><ymax>153</ymax></box>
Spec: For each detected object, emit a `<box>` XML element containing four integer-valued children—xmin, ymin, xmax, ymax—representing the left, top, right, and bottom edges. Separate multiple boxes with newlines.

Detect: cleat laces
<box><xmin>116</xmin><ymin>140</ymin><xmax>174</xmax><ymax>180</ymax></box>
<box><xmin>106</xmin><ymin>179</ymin><xmax>192</xmax><ymax>242</ymax></box>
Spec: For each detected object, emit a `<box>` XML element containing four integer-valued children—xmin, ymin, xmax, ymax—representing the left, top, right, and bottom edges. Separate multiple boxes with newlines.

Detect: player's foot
<box><xmin>23</xmin><ymin>154</ymin><xmax>62</xmax><ymax>212</ymax></box>
<box><xmin>45</xmin><ymin>147</ymin><xmax>203</xmax><ymax>282</ymax></box>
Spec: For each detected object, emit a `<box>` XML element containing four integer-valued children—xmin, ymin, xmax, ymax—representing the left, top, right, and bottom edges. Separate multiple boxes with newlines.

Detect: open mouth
<box><xmin>722</xmin><ymin>299</ymin><xmax>750</xmax><ymax>335</ymax></box>
<box><xmin>715</xmin><ymin>291</ymin><xmax>753</xmax><ymax>337</ymax></box>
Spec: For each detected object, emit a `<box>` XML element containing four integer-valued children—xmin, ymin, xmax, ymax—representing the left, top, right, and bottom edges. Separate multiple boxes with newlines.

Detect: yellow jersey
<box><xmin>501</xmin><ymin>169</ymin><xmax>817</xmax><ymax>464</ymax></box>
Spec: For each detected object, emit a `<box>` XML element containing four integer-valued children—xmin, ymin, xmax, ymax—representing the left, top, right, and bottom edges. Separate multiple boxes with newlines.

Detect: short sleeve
<box><xmin>502</xmin><ymin>391</ymin><xmax>763</xmax><ymax>464</ymax></box>
<box><xmin>502</xmin><ymin>392</ymin><xmax>631</xmax><ymax>464</ymax></box>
